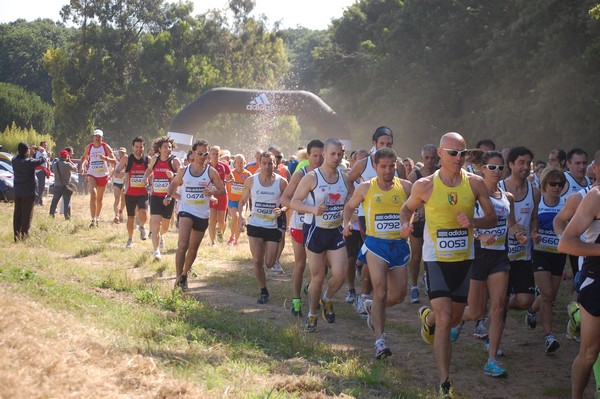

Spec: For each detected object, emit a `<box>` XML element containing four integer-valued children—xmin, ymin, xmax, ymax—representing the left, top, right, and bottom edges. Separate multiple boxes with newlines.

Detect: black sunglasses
<box><xmin>484</xmin><ymin>164</ymin><xmax>505</xmax><ymax>171</ymax></box>
<box><xmin>196</xmin><ymin>151</ymin><xmax>209</xmax><ymax>156</ymax></box>
<box><xmin>442</xmin><ymin>148</ymin><xmax>469</xmax><ymax>157</ymax></box>
<box><xmin>547</xmin><ymin>181</ymin><xmax>565</xmax><ymax>188</ymax></box>
<box><xmin>275</xmin><ymin>155</ymin><xmax>283</xmax><ymax>159</ymax></box>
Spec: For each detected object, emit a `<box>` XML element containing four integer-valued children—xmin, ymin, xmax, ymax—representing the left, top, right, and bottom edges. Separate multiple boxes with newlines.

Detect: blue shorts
<box><xmin>303</xmin><ymin>223</ymin><xmax>345</xmax><ymax>254</ymax></box>
<box><xmin>358</xmin><ymin>236</ymin><xmax>410</xmax><ymax>269</ymax></box>
<box><xmin>228</xmin><ymin>199</ymin><xmax>241</xmax><ymax>209</ymax></box>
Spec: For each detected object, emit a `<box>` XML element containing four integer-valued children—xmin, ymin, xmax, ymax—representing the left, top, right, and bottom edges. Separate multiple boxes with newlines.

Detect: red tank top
<box><xmin>152</xmin><ymin>157</ymin><xmax>175</xmax><ymax>197</ymax></box>
<box><xmin>126</xmin><ymin>156</ymin><xmax>148</xmax><ymax>196</ymax></box>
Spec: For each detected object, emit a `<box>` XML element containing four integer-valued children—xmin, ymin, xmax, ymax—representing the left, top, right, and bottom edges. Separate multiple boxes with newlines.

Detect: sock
<box><xmin>411</xmin><ymin>285</ymin><xmax>418</xmax><ymax>290</ymax></box>
<box><xmin>322</xmin><ymin>293</ymin><xmax>330</xmax><ymax>302</ymax></box>
<box><xmin>260</xmin><ymin>287</ymin><xmax>268</xmax><ymax>295</ymax></box>
<box><xmin>488</xmin><ymin>356</ymin><xmax>496</xmax><ymax>364</ymax></box>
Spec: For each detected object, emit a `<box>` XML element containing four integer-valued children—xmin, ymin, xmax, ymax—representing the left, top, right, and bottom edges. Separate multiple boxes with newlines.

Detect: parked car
<box><xmin>0</xmin><ymin>163</ymin><xmax>14</xmax><ymax>202</ymax></box>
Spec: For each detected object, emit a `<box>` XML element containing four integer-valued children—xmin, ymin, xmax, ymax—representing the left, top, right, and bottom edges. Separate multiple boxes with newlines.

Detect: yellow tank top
<box><xmin>363</xmin><ymin>177</ymin><xmax>407</xmax><ymax>240</ymax></box>
<box><xmin>423</xmin><ymin>169</ymin><xmax>475</xmax><ymax>262</ymax></box>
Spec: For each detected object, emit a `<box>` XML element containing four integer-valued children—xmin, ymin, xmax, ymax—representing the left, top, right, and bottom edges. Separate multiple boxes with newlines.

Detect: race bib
<box><xmin>184</xmin><ymin>186</ymin><xmax>206</xmax><ymax>205</ymax></box>
<box><xmin>321</xmin><ymin>204</ymin><xmax>343</xmax><ymax>228</ymax></box>
<box><xmin>153</xmin><ymin>177</ymin><xmax>170</xmax><ymax>193</ymax></box>
<box><xmin>534</xmin><ymin>228</ymin><xmax>559</xmax><ymax>253</ymax></box>
<box><xmin>231</xmin><ymin>182</ymin><xmax>244</xmax><ymax>195</ymax></box>
<box><xmin>374</xmin><ymin>213</ymin><xmax>401</xmax><ymax>238</ymax></box>
<box><xmin>254</xmin><ymin>201</ymin><xmax>276</xmax><ymax>221</ymax></box>
<box><xmin>436</xmin><ymin>228</ymin><xmax>469</xmax><ymax>252</ymax></box>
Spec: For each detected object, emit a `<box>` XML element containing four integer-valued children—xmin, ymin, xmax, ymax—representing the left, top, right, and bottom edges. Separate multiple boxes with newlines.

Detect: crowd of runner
<box><xmin>20</xmin><ymin>127</ymin><xmax>600</xmax><ymax>399</ymax></box>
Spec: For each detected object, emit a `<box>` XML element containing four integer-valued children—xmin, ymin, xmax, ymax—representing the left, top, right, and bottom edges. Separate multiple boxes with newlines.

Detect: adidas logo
<box><xmin>246</xmin><ymin>92</ymin><xmax>275</xmax><ymax>111</ymax></box>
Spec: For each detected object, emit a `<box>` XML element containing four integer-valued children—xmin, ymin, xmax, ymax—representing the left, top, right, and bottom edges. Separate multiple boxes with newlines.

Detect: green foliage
<box><xmin>0</xmin><ymin>123</ymin><xmax>55</xmax><ymax>153</ymax></box>
<box><xmin>0</xmin><ymin>82</ymin><xmax>54</xmax><ymax>134</ymax></box>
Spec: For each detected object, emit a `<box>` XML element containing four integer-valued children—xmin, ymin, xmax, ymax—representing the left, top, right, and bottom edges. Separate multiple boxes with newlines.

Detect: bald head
<box><xmin>440</xmin><ymin>132</ymin><xmax>466</xmax><ymax>149</ymax></box>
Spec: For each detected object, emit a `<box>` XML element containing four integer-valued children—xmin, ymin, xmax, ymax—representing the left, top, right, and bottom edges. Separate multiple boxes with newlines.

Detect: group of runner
<box><xmin>77</xmin><ymin>127</ymin><xmax>599</xmax><ymax>399</ymax></box>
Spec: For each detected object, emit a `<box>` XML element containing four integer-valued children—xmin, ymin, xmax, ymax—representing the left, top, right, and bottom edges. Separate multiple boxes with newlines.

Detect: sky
<box><xmin>1</xmin><ymin>0</ymin><xmax>357</xmax><ymax>30</ymax></box>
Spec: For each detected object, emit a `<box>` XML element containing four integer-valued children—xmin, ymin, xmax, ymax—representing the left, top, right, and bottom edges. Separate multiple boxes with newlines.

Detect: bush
<box><xmin>0</xmin><ymin>82</ymin><xmax>54</xmax><ymax>134</ymax></box>
<box><xmin>0</xmin><ymin>123</ymin><xmax>55</xmax><ymax>154</ymax></box>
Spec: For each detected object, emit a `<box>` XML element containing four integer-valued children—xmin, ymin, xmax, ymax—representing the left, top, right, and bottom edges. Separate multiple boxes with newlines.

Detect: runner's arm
<box><xmin>290</xmin><ymin>172</ymin><xmax>322</xmax><ymax>214</ymax></box>
<box><xmin>280</xmin><ymin>171</ymin><xmax>304</xmax><ymax>208</ymax></box>
<box><xmin>208</xmin><ymin>168</ymin><xmax>226</xmax><ymax>197</ymax></box>
<box><xmin>467</xmin><ymin>176</ymin><xmax>497</xmax><ymax>229</ymax></box>
<box><xmin>558</xmin><ymin>189</ymin><xmax>600</xmax><ymax>256</ymax></box>
<box><xmin>553</xmin><ymin>193</ymin><xmax>581</xmax><ymax>236</ymax></box>
<box><xmin>342</xmin><ymin>182</ymin><xmax>368</xmax><ymax>234</ymax></box>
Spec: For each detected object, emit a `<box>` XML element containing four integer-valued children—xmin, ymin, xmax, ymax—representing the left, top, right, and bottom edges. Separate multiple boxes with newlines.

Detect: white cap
<box><xmin>93</xmin><ymin>129</ymin><xmax>104</xmax><ymax>137</ymax></box>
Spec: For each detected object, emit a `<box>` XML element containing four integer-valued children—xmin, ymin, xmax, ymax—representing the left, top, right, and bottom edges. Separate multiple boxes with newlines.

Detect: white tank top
<box><xmin>563</xmin><ymin>171</ymin><xmax>591</xmax><ymax>199</ymax></box>
<box><xmin>355</xmin><ymin>156</ymin><xmax>377</xmax><ymax>217</ymax></box>
<box><xmin>248</xmin><ymin>174</ymin><xmax>283</xmax><ymax>229</ymax></box>
<box><xmin>475</xmin><ymin>190</ymin><xmax>510</xmax><ymax>251</ymax></box>
<box><xmin>500</xmin><ymin>180</ymin><xmax>534</xmax><ymax>261</ymax></box>
<box><xmin>304</xmin><ymin>168</ymin><xmax>349</xmax><ymax>229</ymax></box>
<box><xmin>87</xmin><ymin>144</ymin><xmax>109</xmax><ymax>177</ymax></box>
<box><xmin>178</xmin><ymin>165</ymin><xmax>212</xmax><ymax>219</ymax></box>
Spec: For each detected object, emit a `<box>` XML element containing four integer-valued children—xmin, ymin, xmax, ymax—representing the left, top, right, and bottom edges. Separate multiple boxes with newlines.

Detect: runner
<box><xmin>527</xmin><ymin>167</ymin><xmax>567</xmax><ymax>352</ymax></box>
<box><xmin>548</xmin><ymin>149</ymin><xmax>567</xmax><ymax>169</ymax></box>
<box><xmin>80</xmin><ymin>129</ymin><xmax>116</xmax><ymax>228</ymax></box>
<box><xmin>239</xmin><ymin>151</ymin><xmax>288</xmax><ymax>304</ymax></box>
<box><xmin>114</xmin><ymin>136</ymin><xmax>149</xmax><ymax>248</ymax></box>
<box><xmin>111</xmin><ymin>147</ymin><xmax>127</xmax><ymax>224</ymax></box>
<box><xmin>342</xmin><ymin>147</ymin><xmax>412</xmax><ymax>359</ymax></box>
<box><xmin>557</xmin><ymin>185</ymin><xmax>600</xmax><ymax>399</ymax></box>
<box><xmin>267</xmin><ymin>145</ymin><xmax>291</xmax><ymax>274</ymax></box>
<box><xmin>167</xmin><ymin>140</ymin><xmax>225</xmax><ymax>290</ymax></box>
<box><xmin>226</xmin><ymin>154</ymin><xmax>251</xmax><ymax>246</ymax></box>
<box><xmin>144</xmin><ymin>136</ymin><xmax>181</xmax><ymax>260</ymax></box>
<box><xmin>291</xmin><ymin>138</ymin><xmax>354</xmax><ymax>333</ymax></box>
<box><xmin>245</xmin><ymin>149</ymin><xmax>262</xmax><ymax>175</ymax></box>
<box><xmin>400</xmin><ymin>132</ymin><xmax>497</xmax><ymax>398</ymax></box>
<box><xmin>406</xmin><ymin>143</ymin><xmax>439</xmax><ymax>304</ymax></box>
<box><xmin>207</xmin><ymin>146</ymin><xmax>232</xmax><ymax>246</ymax></box>
<box><xmin>280</xmin><ymin>139</ymin><xmax>324</xmax><ymax>317</ymax></box>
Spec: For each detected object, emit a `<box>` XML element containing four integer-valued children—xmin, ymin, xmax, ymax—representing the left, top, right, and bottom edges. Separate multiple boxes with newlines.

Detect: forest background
<box><xmin>1</xmin><ymin>0</ymin><xmax>600</xmax><ymax>159</ymax></box>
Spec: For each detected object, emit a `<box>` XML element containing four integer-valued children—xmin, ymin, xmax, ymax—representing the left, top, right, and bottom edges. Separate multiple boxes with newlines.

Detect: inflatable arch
<box><xmin>167</xmin><ymin>87</ymin><xmax>351</xmax><ymax>148</ymax></box>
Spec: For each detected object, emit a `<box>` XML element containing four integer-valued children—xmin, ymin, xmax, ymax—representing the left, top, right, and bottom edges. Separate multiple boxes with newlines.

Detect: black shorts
<box><xmin>247</xmin><ymin>225</ymin><xmax>282</xmax><ymax>242</ymax></box>
<box><xmin>471</xmin><ymin>248</ymin><xmax>510</xmax><ymax>281</ymax></box>
<box><xmin>125</xmin><ymin>194</ymin><xmax>148</xmax><ymax>216</ymax></box>
<box><xmin>150</xmin><ymin>196</ymin><xmax>175</xmax><ymax>219</ymax></box>
<box><xmin>113</xmin><ymin>182</ymin><xmax>124</xmax><ymax>190</ymax></box>
<box><xmin>411</xmin><ymin>220</ymin><xmax>425</xmax><ymax>239</ymax></box>
<box><xmin>303</xmin><ymin>224</ymin><xmax>346</xmax><ymax>254</ymax></box>
<box><xmin>345</xmin><ymin>229</ymin><xmax>363</xmax><ymax>258</ymax></box>
<box><xmin>533</xmin><ymin>250</ymin><xmax>567</xmax><ymax>277</ymax></box>
<box><xmin>277</xmin><ymin>211</ymin><xmax>287</xmax><ymax>232</ymax></box>
<box><xmin>178</xmin><ymin>211</ymin><xmax>208</xmax><ymax>232</ymax></box>
<box><xmin>578</xmin><ymin>275</ymin><xmax>600</xmax><ymax>317</ymax></box>
<box><xmin>508</xmin><ymin>260</ymin><xmax>535</xmax><ymax>295</ymax></box>
<box><xmin>424</xmin><ymin>260</ymin><xmax>472</xmax><ymax>302</ymax></box>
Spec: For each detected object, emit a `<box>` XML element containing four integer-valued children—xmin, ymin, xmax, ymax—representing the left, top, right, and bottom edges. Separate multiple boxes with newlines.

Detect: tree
<box><xmin>0</xmin><ymin>82</ymin><xmax>54</xmax><ymax>133</ymax></box>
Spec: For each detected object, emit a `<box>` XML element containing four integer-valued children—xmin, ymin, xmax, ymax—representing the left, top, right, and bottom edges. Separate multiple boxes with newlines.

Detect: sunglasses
<box><xmin>547</xmin><ymin>181</ymin><xmax>565</xmax><ymax>188</ymax></box>
<box><xmin>275</xmin><ymin>155</ymin><xmax>283</xmax><ymax>159</ymax></box>
<box><xmin>196</xmin><ymin>151</ymin><xmax>209</xmax><ymax>156</ymax></box>
<box><xmin>484</xmin><ymin>164</ymin><xmax>505</xmax><ymax>171</ymax></box>
<box><xmin>442</xmin><ymin>148</ymin><xmax>469</xmax><ymax>157</ymax></box>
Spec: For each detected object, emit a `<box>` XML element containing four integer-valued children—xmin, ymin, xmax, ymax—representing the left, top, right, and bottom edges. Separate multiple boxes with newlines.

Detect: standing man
<box><xmin>558</xmin><ymin>185</ymin><xmax>600</xmax><ymax>399</ymax></box>
<box><xmin>208</xmin><ymin>145</ymin><xmax>232</xmax><ymax>245</ymax></box>
<box><xmin>34</xmin><ymin>141</ymin><xmax>50</xmax><ymax>206</ymax></box>
<box><xmin>563</xmin><ymin>148</ymin><xmax>591</xmax><ymax>197</ymax></box>
<box><xmin>291</xmin><ymin>138</ymin><xmax>354</xmax><ymax>333</ymax></box>
<box><xmin>239</xmin><ymin>151</ymin><xmax>288</xmax><ymax>304</ymax></box>
<box><xmin>406</xmin><ymin>143</ymin><xmax>439</xmax><ymax>303</ymax></box>
<box><xmin>80</xmin><ymin>129</ymin><xmax>116</xmax><ymax>228</ymax></box>
<box><xmin>114</xmin><ymin>136</ymin><xmax>149</xmax><ymax>248</ymax></box>
<box><xmin>343</xmin><ymin>148</ymin><xmax>412</xmax><ymax>359</ymax></box>
<box><xmin>280</xmin><ymin>139</ymin><xmax>324</xmax><ymax>317</ymax></box>
<box><xmin>400</xmin><ymin>132</ymin><xmax>497</xmax><ymax>397</ymax></box>
<box><xmin>49</xmin><ymin>150</ymin><xmax>77</xmax><ymax>220</ymax></box>
<box><xmin>167</xmin><ymin>140</ymin><xmax>225</xmax><ymax>290</ymax></box>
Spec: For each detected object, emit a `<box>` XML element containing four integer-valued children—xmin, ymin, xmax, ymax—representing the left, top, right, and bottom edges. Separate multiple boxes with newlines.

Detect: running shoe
<box><xmin>345</xmin><ymin>288</ymin><xmax>357</xmax><ymax>304</ymax></box>
<box><xmin>271</xmin><ymin>261</ymin><xmax>285</xmax><ymax>275</ymax></box>
<box><xmin>450</xmin><ymin>320</ymin><xmax>464</xmax><ymax>343</ymax></box>
<box><xmin>320</xmin><ymin>298</ymin><xmax>335</xmax><ymax>323</ymax></box>
<box><xmin>153</xmin><ymin>250</ymin><xmax>161</xmax><ymax>261</ymax></box>
<box><xmin>374</xmin><ymin>333</ymin><xmax>392</xmax><ymax>359</ymax></box>
<box><xmin>210</xmin><ymin>242</ymin><xmax>216</xmax><ymax>247</ymax></box>
<box><xmin>113</xmin><ymin>216</ymin><xmax>119</xmax><ymax>224</ymax></box>
<box><xmin>525</xmin><ymin>310</ymin><xmax>537</xmax><ymax>330</ymax></box>
<box><xmin>257</xmin><ymin>291</ymin><xmax>269</xmax><ymax>304</ymax></box>
<box><xmin>566</xmin><ymin>302</ymin><xmax>581</xmax><ymax>342</ymax></box>
<box><xmin>227</xmin><ymin>236</ymin><xmax>235</xmax><ymax>245</ymax></box>
<box><xmin>364</xmin><ymin>299</ymin><xmax>374</xmax><ymax>332</ymax></box>
<box><xmin>484</xmin><ymin>338</ymin><xmax>505</xmax><ymax>357</ymax></box>
<box><xmin>178</xmin><ymin>274</ymin><xmax>188</xmax><ymax>291</ymax></box>
<box><xmin>545</xmin><ymin>335</ymin><xmax>560</xmax><ymax>353</ymax></box>
<box><xmin>305</xmin><ymin>314</ymin><xmax>318</xmax><ymax>333</ymax></box>
<box><xmin>483</xmin><ymin>359</ymin><xmax>507</xmax><ymax>377</ymax></box>
<box><xmin>291</xmin><ymin>298</ymin><xmax>302</xmax><ymax>318</ymax></box>
<box><xmin>353</xmin><ymin>294</ymin><xmax>368</xmax><ymax>320</ymax></box>
<box><xmin>410</xmin><ymin>286</ymin><xmax>420</xmax><ymax>304</ymax></box>
<box><xmin>140</xmin><ymin>226</ymin><xmax>148</xmax><ymax>241</ymax></box>
<box><xmin>217</xmin><ymin>229</ymin><xmax>224</xmax><ymax>243</ymax></box>
<box><xmin>95</xmin><ymin>220</ymin><xmax>99</xmax><ymax>228</ymax></box>
<box><xmin>90</xmin><ymin>220</ymin><xmax>96</xmax><ymax>228</ymax></box>
<box><xmin>473</xmin><ymin>319</ymin><xmax>489</xmax><ymax>339</ymax></box>
<box><xmin>159</xmin><ymin>237</ymin><xmax>165</xmax><ymax>250</ymax></box>
<box><xmin>418</xmin><ymin>305</ymin><xmax>435</xmax><ymax>345</ymax></box>
<box><xmin>439</xmin><ymin>379</ymin><xmax>454</xmax><ymax>399</ymax></box>
<box><xmin>125</xmin><ymin>238</ymin><xmax>133</xmax><ymax>249</ymax></box>
<box><xmin>118</xmin><ymin>213</ymin><xmax>124</xmax><ymax>223</ymax></box>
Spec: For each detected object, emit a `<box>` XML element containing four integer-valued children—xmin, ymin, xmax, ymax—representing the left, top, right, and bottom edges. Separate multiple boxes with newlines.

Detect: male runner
<box><xmin>400</xmin><ymin>132</ymin><xmax>497</xmax><ymax>398</ymax></box>
<box><xmin>268</xmin><ymin>145</ymin><xmax>292</xmax><ymax>274</ymax></box>
<box><xmin>167</xmin><ymin>140</ymin><xmax>225</xmax><ymax>290</ymax></box>
<box><xmin>80</xmin><ymin>129</ymin><xmax>116</xmax><ymax>228</ymax></box>
<box><xmin>239</xmin><ymin>151</ymin><xmax>288</xmax><ymax>304</ymax></box>
<box><xmin>208</xmin><ymin>145</ymin><xmax>232</xmax><ymax>245</ymax></box>
<box><xmin>280</xmin><ymin>139</ymin><xmax>324</xmax><ymax>317</ymax></box>
<box><xmin>144</xmin><ymin>136</ymin><xmax>181</xmax><ymax>260</ymax></box>
<box><xmin>343</xmin><ymin>147</ymin><xmax>412</xmax><ymax>359</ymax></box>
<box><xmin>111</xmin><ymin>147</ymin><xmax>127</xmax><ymax>223</ymax></box>
<box><xmin>114</xmin><ymin>136</ymin><xmax>149</xmax><ymax>248</ymax></box>
<box><xmin>291</xmin><ymin>138</ymin><xmax>354</xmax><ymax>333</ymax></box>
<box><xmin>548</xmin><ymin>149</ymin><xmax>567</xmax><ymax>170</ymax></box>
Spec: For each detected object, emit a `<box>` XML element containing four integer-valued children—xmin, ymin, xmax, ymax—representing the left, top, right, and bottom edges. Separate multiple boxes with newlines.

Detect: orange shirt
<box><xmin>227</xmin><ymin>168</ymin><xmax>252</xmax><ymax>201</ymax></box>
